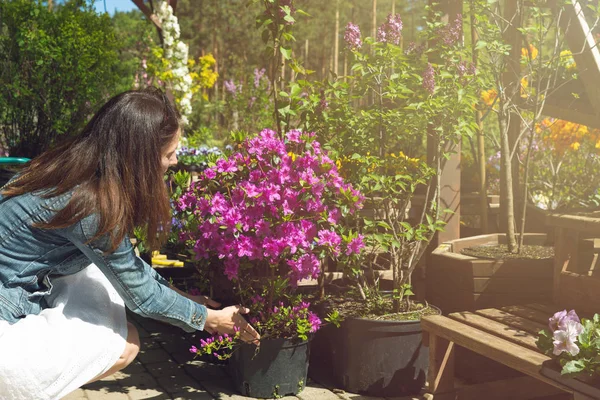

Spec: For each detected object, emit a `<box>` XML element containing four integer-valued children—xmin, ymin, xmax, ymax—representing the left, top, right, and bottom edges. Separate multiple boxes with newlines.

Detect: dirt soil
<box><xmin>460</xmin><ymin>244</ymin><xmax>554</xmax><ymax>260</ymax></box>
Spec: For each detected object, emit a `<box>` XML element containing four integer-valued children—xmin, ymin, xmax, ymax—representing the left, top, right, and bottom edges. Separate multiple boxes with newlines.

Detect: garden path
<box><xmin>63</xmin><ymin>310</ymin><xmax>428</xmax><ymax>400</ymax></box>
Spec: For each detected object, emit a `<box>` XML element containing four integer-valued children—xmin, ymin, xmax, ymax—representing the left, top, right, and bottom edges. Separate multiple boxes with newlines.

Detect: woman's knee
<box><xmin>120</xmin><ymin>322</ymin><xmax>140</xmax><ymax>366</ymax></box>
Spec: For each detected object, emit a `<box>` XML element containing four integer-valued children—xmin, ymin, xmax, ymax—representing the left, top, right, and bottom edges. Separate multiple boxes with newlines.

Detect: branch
<box><xmin>132</xmin><ymin>0</ymin><xmax>162</xmax><ymax>30</ymax></box>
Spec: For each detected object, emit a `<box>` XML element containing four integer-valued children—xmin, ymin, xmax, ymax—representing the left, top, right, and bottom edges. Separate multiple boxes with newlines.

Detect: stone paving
<box><xmin>62</xmin><ymin>311</ymin><xmax>430</xmax><ymax>400</ymax></box>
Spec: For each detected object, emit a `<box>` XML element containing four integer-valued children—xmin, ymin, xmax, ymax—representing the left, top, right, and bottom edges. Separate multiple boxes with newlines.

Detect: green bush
<box><xmin>0</xmin><ymin>0</ymin><xmax>122</xmax><ymax>158</ymax></box>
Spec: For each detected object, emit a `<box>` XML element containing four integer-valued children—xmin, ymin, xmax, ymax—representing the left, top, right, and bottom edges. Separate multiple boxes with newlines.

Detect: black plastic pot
<box><xmin>228</xmin><ymin>338</ymin><xmax>310</xmax><ymax>398</ymax></box>
<box><xmin>309</xmin><ymin>308</ymin><xmax>439</xmax><ymax>397</ymax></box>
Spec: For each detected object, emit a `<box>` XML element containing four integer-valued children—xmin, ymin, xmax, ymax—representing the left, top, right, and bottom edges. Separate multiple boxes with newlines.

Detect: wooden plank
<box><xmin>524</xmin><ymin>303</ymin><xmax>559</xmax><ymax>315</ymax></box>
<box><xmin>556</xmin><ymin>271</ymin><xmax>600</xmax><ymax>313</ymax></box>
<box><xmin>472</xmin><ymin>277</ymin><xmax>552</xmax><ymax>294</ymax></box>
<box><xmin>455</xmin><ymin>375</ymin><xmax>566</xmax><ymax>400</ymax></box>
<box><xmin>560</xmin><ymin>0</ymin><xmax>600</xmax><ymax>116</ymax></box>
<box><xmin>499</xmin><ymin>305</ymin><xmax>551</xmax><ymax>325</ymax></box>
<box><xmin>474</xmin><ymin>308</ymin><xmax>547</xmax><ymax>335</ymax></box>
<box><xmin>427</xmin><ymin>334</ymin><xmax>456</xmax><ymax>396</ymax></box>
<box><xmin>449</xmin><ymin>311</ymin><xmax>540</xmax><ymax>350</ymax></box>
<box><xmin>421</xmin><ymin>315</ymin><xmax>570</xmax><ymax>391</ymax></box>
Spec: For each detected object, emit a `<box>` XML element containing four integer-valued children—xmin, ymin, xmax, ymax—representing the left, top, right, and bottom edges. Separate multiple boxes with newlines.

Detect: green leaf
<box><xmin>280</xmin><ymin>46</ymin><xmax>292</xmax><ymax>60</ymax></box>
<box><xmin>562</xmin><ymin>360</ymin><xmax>586</xmax><ymax>375</ymax></box>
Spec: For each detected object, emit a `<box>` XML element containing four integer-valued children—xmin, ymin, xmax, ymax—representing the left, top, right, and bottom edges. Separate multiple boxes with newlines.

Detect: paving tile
<box><xmin>122</xmin><ymin>360</ymin><xmax>147</xmax><ymax>374</ymax></box>
<box><xmin>137</xmin><ymin>348</ymin><xmax>173</xmax><ymax>364</ymax></box>
<box><xmin>172</xmin><ymin>391</ymin><xmax>215</xmax><ymax>400</ymax></box>
<box><xmin>157</xmin><ymin>373</ymin><xmax>206</xmax><ymax>394</ymax></box>
<box><xmin>124</xmin><ymin>386</ymin><xmax>168</xmax><ymax>400</ymax></box>
<box><xmin>83</xmin><ymin>382</ymin><xmax>129</xmax><ymax>400</ymax></box>
<box><xmin>170</xmin><ymin>350</ymin><xmax>197</xmax><ymax>364</ymax></box>
<box><xmin>296</xmin><ymin>384</ymin><xmax>342</xmax><ymax>400</ymax></box>
<box><xmin>144</xmin><ymin>360</ymin><xmax>185</xmax><ymax>378</ymax></box>
<box><xmin>61</xmin><ymin>388</ymin><xmax>88</xmax><ymax>399</ymax></box>
<box><xmin>183</xmin><ymin>361</ymin><xmax>228</xmax><ymax>381</ymax></box>
<box><xmin>162</xmin><ymin>339</ymin><xmax>196</xmax><ymax>354</ymax></box>
<box><xmin>118</xmin><ymin>372</ymin><xmax>159</xmax><ymax>389</ymax></box>
<box><xmin>140</xmin><ymin>337</ymin><xmax>162</xmax><ymax>350</ymax></box>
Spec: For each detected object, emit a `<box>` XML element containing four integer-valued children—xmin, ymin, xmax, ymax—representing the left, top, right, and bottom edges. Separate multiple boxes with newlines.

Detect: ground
<box><xmin>63</xmin><ymin>310</ymin><xmax>430</xmax><ymax>400</ymax></box>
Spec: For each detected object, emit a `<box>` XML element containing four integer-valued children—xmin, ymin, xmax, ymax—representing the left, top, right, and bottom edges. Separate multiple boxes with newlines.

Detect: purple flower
<box><xmin>189</xmin><ymin>345</ymin><xmax>198</xmax><ymax>353</ymax></box>
<box><xmin>216</xmin><ymin>159</ymin><xmax>238</xmax><ymax>173</ymax></box>
<box><xmin>440</xmin><ymin>14</ymin><xmax>462</xmax><ymax>46</ymax></box>
<box><xmin>422</xmin><ymin>63</ymin><xmax>435</xmax><ymax>95</ymax></box>
<box><xmin>552</xmin><ymin>319</ymin><xmax>584</xmax><ymax>356</ymax></box>
<box><xmin>346</xmin><ymin>235</ymin><xmax>365</xmax><ymax>255</ymax></box>
<box><xmin>254</xmin><ymin>68</ymin><xmax>266</xmax><ymax>88</ymax></box>
<box><xmin>224</xmin><ymin>79</ymin><xmax>238</xmax><ymax>96</ymax></box>
<box><xmin>549</xmin><ymin>309</ymin><xmax>581</xmax><ymax>332</ymax></box>
<box><xmin>344</xmin><ymin>22</ymin><xmax>362</xmax><ymax>50</ymax></box>
<box><xmin>286</xmin><ymin>129</ymin><xmax>302</xmax><ymax>143</ymax></box>
<box><xmin>377</xmin><ymin>14</ymin><xmax>403</xmax><ymax>45</ymax></box>
<box><xmin>308</xmin><ymin>312</ymin><xmax>322</xmax><ymax>333</ymax></box>
<box><xmin>317</xmin><ymin>230</ymin><xmax>342</xmax><ymax>255</ymax></box>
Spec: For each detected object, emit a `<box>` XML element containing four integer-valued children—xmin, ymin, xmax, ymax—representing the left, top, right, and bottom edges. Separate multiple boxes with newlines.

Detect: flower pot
<box><xmin>427</xmin><ymin>233</ymin><xmax>554</xmax><ymax>313</ymax></box>
<box><xmin>540</xmin><ymin>360</ymin><xmax>600</xmax><ymax>399</ymax></box>
<box><xmin>228</xmin><ymin>337</ymin><xmax>310</xmax><ymax>398</ymax></box>
<box><xmin>310</xmin><ymin>307</ymin><xmax>439</xmax><ymax>397</ymax></box>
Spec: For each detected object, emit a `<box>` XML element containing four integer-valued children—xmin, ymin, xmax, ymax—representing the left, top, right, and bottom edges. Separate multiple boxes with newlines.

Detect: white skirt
<box><xmin>0</xmin><ymin>263</ymin><xmax>128</xmax><ymax>400</ymax></box>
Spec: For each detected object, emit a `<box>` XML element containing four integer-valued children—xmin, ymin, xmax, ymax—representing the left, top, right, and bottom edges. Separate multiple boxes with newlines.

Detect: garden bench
<box><xmin>422</xmin><ymin>213</ymin><xmax>600</xmax><ymax>400</ymax></box>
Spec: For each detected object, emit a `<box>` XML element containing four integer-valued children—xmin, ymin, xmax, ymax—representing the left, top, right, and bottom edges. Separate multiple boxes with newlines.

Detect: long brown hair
<box><xmin>2</xmin><ymin>87</ymin><xmax>180</xmax><ymax>251</ymax></box>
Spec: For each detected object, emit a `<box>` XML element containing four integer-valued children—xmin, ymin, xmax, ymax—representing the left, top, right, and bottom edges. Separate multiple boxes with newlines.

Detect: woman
<box><xmin>0</xmin><ymin>88</ymin><xmax>259</xmax><ymax>399</ymax></box>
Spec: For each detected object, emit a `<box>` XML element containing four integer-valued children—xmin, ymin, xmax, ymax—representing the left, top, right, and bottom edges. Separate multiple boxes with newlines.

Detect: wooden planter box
<box><xmin>426</xmin><ymin>233</ymin><xmax>554</xmax><ymax>313</ymax></box>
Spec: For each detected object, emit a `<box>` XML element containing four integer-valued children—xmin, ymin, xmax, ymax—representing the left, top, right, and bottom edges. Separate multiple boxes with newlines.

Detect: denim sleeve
<box><xmin>60</xmin><ymin>215</ymin><xmax>207</xmax><ymax>333</ymax></box>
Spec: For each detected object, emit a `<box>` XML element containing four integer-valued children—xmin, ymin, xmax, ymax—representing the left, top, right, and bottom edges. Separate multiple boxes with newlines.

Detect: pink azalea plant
<box><xmin>178</xmin><ymin>129</ymin><xmax>364</xmax><ymax>355</ymax></box>
<box><xmin>537</xmin><ymin>309</ymin><xmax>600</xmax><ymax>377</ymax></box>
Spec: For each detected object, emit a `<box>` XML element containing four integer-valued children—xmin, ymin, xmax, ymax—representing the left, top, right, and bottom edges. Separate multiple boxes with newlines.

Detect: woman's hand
<box><xmin>205</xmin><ymin>306</ymin><xmax>260</xmax><ymax>344</ymax></box>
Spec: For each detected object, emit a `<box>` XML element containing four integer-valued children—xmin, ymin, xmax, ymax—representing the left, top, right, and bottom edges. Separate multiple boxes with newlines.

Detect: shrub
<box><xmin>0</xmin><ymin>0</ymin><xmax>122</xmax><ymax>157</ymax></box>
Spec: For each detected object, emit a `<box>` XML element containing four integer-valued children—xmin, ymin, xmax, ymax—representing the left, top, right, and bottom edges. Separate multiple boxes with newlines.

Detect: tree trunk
<box><xmin>334</xmin><ymin>0</ymin><xmax>340</xmax><ymax>76</ymax></box>
<box><xmin>470</xmin><ymin>0</ymin><xmax>488</xmax><ymax>234</ymax></box>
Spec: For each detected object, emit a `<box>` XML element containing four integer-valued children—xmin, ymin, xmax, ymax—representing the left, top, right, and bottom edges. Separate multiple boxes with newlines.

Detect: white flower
<box><xmin>552</xmin><ymin>319</ymin><xmax>584</xmax><ymax>356</ymax></box>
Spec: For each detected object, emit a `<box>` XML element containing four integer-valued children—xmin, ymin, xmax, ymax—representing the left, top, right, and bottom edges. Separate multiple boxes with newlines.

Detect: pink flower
<box><xmin>344</xmin><ymin>22</ymin><xmax>362</xmax><ymax>50</ymax></box>
<box><xmin>317</xmin><ymin>230</ymin><xmax>342</xmax><ymax>255</ymax></box>
<box><xmin>549</xmin><ymin>309</ymin><xmax>580</xmax><ymax>332</ymax></box>
<box><xmin>552</xmin><ymin>319</ymin><xmax>584</xmax><ymax>356</ymax></box>
<box><xmin>346</xmin><ymin>235</ymin><xmax>365</xmax><ymax>255</ymax></box>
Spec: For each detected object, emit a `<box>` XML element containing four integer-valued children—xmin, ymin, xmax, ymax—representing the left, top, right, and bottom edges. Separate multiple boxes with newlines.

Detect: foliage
<box><xmin>190</xmin><ymin>299</ymin><xmax>321</xmax><ymax>360</ymax></box>
<box><xmin>0</xmin><ymin>0</ymin><xmax>122</xmax><ymax>158</ymax></box>
<box><xmin>287</xmin><ymin>9</ymin><xmax>477</xmax><ymax>313</ymax></box>
<box><xmin>175</xmin><ymin>129</ymin><xmax>364</xmax><ymax>326</ymax></box>
<box><xmin>528</xmin><ymin>118</ymin><xmax>600</xmax><ymax>210</ymax></box>
<box><xmin>175</xmin><ymin>145</ymin><xmax>222</xmax><ymax>169</ymax></box>
<box><xmin>537</xmin><ymin>310</ymin><xmax>600</xmax><ymax>378</ymax></box>
<box><xmin>472</xmin><ymin>0</ymin><xmax>581</xmax><ymax>251</ymax></box>
<box><xmin>220</xmin><ymin>68</ymin><xmax>276</xmax><ymax>134</ymax></box>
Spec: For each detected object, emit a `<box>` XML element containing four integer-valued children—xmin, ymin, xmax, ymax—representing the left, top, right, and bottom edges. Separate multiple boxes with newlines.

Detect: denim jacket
<box><xmin>0</xmin><ymin>188</ymin><xmax>207</xmax><ymax>332</ymax></box>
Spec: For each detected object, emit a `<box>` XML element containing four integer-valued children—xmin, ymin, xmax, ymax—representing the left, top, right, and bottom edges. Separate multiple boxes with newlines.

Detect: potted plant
<box><xmin>175</xmin><ymin>145</ymin><xmax>222</xmax><ymax>173</ymax></box>
<box><xmin>176</xmin><ymin>129</ymin><xmax>363</xmax><ymax>398</ymax></box>
<box><xmin>536</xmin><ymin>309</ymin><xmax>600</xmax><ymax>397</ymax></box>
<box><xmin>426</xmin><ymin>0</ymin><xmax>586</xmax><ymax>312</ymax></box>
<box><xmin>296</xmin><ymin>8</ymin><xmax>478</xmax><ymax>397</ymax></box>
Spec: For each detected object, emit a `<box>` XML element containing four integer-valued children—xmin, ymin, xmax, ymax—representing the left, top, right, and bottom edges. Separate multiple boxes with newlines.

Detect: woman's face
<box><xmin>161</xmin><ymin>129</ymin><xmax>180</xmax><ymax>173</ymax></box>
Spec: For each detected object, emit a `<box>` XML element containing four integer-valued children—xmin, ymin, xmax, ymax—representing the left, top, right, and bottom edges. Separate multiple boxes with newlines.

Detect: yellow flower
<box><xmin>521</xmin><ymin>44</ymin><xmax>538</xmax><ymax>61</ymax></box>
<box><xmin>560</xmin><ymin>50</ymin><xmax>577</xmax><ymax>71</ymax></box>
<box><xmin>481</xmin><ymin>89</ymin><xmax>497</xmax><ymax>106</ymax></box>
<box><xmin>570</xmin><ymin>141</ymin><xmax>580</xmax><ymax>151</ymax></box>
<box><xmin>288</xmin><ymin>152</ymin><xmax>297</xmax><ymax>161</ymax></box>
<box><xmin>520</xmin><ymin>77</ymin><xmax>529</xmax><ymax>98</ymax></box>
